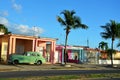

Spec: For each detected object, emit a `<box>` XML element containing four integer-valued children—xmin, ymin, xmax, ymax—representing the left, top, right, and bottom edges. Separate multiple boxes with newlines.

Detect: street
<box><xmin>0</xmin><ymin>70</ymin><xmax>120</xmax><ymax>78</ymax></box>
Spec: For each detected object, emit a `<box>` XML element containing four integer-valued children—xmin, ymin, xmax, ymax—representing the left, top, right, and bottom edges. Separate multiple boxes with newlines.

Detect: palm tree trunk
<box><xmin>111</xmin><ymin>40</ymin><xmax>114</xmax><ymax>66</ymax></box>
<box><xmin>64</xmin><ymin>30</ymin><xmax>69</xmax><ymax>64</ymax></box>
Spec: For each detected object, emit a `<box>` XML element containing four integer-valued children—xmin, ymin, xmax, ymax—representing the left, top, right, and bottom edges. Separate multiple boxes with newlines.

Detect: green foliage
<box><xmin>99</xmin><ymin>41</ymin><xmax>108</xmax><ymax>50</ymax></box>
<box><xmin>57</xmin><ymin>10</ymin><xmax>88</xmax><ymax>32</ymax></box>
<box><xmin>0</xmin><ymin>24</ymin><xmax>11</xmax><ymax>34</ymax></box>
<box><xmin>101</xmin><ymin>20</ymin><xmax>120</xmax><ymax>40</ymax></box>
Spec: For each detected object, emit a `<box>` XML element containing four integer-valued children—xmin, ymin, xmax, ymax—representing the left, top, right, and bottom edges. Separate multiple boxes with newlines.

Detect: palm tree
<box><xmin>57</xmin><ymin>10</ymin><xmax>88</xmax><ymax>64</ymax></box>
<box><xmin>0</xmin><ymin>24</ymin><xmax>11</xmax><ymax>34</ymax></box>
<box><xmin>100</xmin><ymin>20</ymin><xmax>120</xmax><ymax>66</ymax></box>
<box><xmin>98</xmin><ymin>41</ymin><xmax>108</xmax><ymax>50</ymax></box>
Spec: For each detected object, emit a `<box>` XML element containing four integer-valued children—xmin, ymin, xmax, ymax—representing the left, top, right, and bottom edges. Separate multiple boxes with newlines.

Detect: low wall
<box><xmin>99</xmin><ymin>60</ymin><xmax>120</xmax><ymax>64</ymax></box>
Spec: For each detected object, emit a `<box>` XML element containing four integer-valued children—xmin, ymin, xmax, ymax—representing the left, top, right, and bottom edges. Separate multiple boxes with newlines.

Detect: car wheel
<box><xmin>36</xmin><ymin>60</ymin><xmax>42</xmax><ymax>65</ymax></box>
<box><xmin>13</xmin><ymin>60</ymin><xmax>19</xmax><ymax>65</ymax></box>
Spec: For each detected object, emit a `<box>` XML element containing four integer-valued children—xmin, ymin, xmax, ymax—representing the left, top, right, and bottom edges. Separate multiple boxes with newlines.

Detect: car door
<box><xmin>29</xmin><ymin>52</ymin><xmax>38</xmax><ymax>64</ymax></box>
<box><xmin>21</xmin><ymin>53</ymin><xmax>31</xmax><ymax>63</ymax></box>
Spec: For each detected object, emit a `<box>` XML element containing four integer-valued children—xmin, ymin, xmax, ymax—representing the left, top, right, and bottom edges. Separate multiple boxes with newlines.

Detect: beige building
<box><xmin>0</xmin><ymin>34</ymin><xmax>56</xmax><ymax>64</ymax></box>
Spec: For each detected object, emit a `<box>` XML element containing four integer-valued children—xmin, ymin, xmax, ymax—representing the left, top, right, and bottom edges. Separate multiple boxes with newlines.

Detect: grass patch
<box><xmin>0</xmin><ymin>73</ymin><xmax>120</xmax><ymax>80</ymax></box>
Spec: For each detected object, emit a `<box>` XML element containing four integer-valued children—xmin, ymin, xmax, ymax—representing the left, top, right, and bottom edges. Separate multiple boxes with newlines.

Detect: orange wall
<box><xmin>24</xmin><ymin>40</ymin><xmax>33</xmax><ymax>51</ymax></box>
<box><xmin>100</xmin><ymin>51</ymin><xmax>120</xmax><ymax>59</ymax></box>
<box><xmin>37</xmin><ymin>41</ymin><xmax>46</xmax><ymax>47</ymax></box>
<box><xmin>16</xmin><ymin>39</ymin><xmax>33</xmax><ymax>53</ymax></box>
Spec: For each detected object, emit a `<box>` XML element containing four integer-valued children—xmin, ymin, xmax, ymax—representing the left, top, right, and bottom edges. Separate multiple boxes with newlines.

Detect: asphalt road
<box><xmin>0</xmin><ymin>70</ymin><xmax>120</xmax><ymax>78</ymax></box>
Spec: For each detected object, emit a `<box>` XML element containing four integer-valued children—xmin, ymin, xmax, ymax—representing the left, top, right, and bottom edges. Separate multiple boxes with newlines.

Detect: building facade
<box><xmin>0</xmin><ymin>34</ymin><xmax>56</xmax><ymax>64</ymax></box>
<box><xmin>56</xmin><ymin>45</ymin><xmax>85</xmax><ymax>64</ymax></box>
<box><xmin>56</xmin><ymin>45</ymin><xmax>100</xmax><ymax>64</ymax></box>
<box><xmin>99</xmin><ymin>50</ymin><xmax>120</xmax><ymax>64</ymax></box>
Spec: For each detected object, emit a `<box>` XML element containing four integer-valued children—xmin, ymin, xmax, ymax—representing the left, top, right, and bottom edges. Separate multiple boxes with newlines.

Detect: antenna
<box><xmin>87</xmin><ymin>38</ymin><xmax>89</xmax><ymax>47</ymax></box>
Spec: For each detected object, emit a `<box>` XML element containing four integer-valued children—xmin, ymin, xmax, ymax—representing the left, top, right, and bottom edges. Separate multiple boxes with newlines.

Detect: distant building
<box><xmin>84</xmin><ymin>47</ymin><xmax>99</xmax><ymax>64</ymax></box>
<box><xmin>56</xmin><ymin>45</ymin><xmax>100</xmax><ymax>64</ymax></box>
<box><xmin>99</xmin><ymin>50</ymin><xmax>120</xmax><ymax>64</ymax></box>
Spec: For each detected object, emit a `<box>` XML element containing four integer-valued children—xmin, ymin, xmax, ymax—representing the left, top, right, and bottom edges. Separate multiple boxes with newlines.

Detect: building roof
<box><xmin>0</xmin><ymin>33</ymin><xmax>57</xmax><ymax>41</ymax></box>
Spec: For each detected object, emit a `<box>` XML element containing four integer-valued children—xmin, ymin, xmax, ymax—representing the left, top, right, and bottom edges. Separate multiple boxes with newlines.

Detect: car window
<box><xmin>31</xmin><ymin>53</ymin><xmax>36</xmax><ymax>56</ymax></box>
<box><xmin>27</xmin><ymin>53</ymin><xmax>30</xmax><ymax>56</ymax></box>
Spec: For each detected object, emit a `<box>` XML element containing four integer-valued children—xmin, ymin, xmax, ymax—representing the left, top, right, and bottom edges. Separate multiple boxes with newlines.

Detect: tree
<box><xmin>100</xmin><ymin>20</ymin><xmax>120</xmax><ymax>66</ymax></box>
<box><xmin>57</xmin><ymin>10</ymin><xmax>88</xmax><ymax>64</ymax></box>
<box><xmin>98</xmin><ymin>41</ymin><xmax>108</xmax><ymax>50</ymax></box>
<box><xmin>0</xmin><ymin>24</ymin><xmax>11</xmax><ymax>34</ymax></box>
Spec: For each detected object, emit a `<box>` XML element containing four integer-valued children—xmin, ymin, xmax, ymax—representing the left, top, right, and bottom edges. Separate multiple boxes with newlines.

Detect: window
<box><xmin>37</xmin><ymin>54</ymin><xmax>40</xmax><ymax>56</ymax></box>
<box><xmin>27</xmin><ymin>53</ymin><xmax>30</xmax><ymax>56</ymax></box>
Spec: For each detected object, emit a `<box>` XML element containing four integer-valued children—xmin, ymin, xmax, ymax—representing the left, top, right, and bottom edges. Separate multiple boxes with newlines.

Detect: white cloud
<box><xmin>12</xmin><ymin>24</ymin><xmax>44</xmax><ymax>37</ymax></box>
<box><xmin>11</xmin><ymin>0</ymin><xmax>22</xmax><ymax>12</ymax></box>
<box><xmin>13</xmin><ymin>3</ymin><xmax>22</xmax><ymax>12</ymax></box>
<box><xmin>0</xmin><ymin>17</ymin><xmax>9</xmax><ymax>26</ymax></box>
<box><xmin>32</xmin><ymin>27</ymin><xmax>44</xmax><ymax>37</ymax></box>
<box><xmin>0</xmin><ymin>17</ymin><xmax>44</xmax><ymax>36</ymax></box>
<box><xmin>15</xmin><ymin>24</ymin><xmax>30</xmax><ymax>33</ymax></box>
<box><xmin>0</xmin><ymin>11</ymin><xmax>9</xmax><ymax>16</ymax></box>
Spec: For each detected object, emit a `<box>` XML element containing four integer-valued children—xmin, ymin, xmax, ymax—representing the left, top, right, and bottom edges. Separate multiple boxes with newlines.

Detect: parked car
<box><xmin>8</xmin><ymin>51</ymin><xmax>46</xmax><ymax>65</ymax></box>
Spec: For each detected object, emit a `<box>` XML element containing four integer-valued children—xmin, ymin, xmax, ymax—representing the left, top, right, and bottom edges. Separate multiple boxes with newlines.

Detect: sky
<box><xmin>0</xmin><ymin>0</ymin><xmax>120</xmax><ymax>50</ymax></box>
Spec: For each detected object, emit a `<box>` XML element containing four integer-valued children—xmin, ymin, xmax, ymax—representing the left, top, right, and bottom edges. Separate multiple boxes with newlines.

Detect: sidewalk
<box><xmin>0</xmin><ymin>63</ymin><xmax>119</xmax><ymax>72</ymax></box>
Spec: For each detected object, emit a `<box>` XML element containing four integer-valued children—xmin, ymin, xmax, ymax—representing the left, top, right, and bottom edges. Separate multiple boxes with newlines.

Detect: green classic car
<box><xmin>8</xmin><ymin>51</ymin><xmax>46</xmax><ymax>65</ymax></box>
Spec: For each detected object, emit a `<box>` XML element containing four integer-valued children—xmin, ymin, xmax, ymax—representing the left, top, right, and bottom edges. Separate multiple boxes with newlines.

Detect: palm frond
<box><xmin>58</xmin><ymin>10</ymin><xmax>88</xmax><ymax>32</ymax></box>
<box><xmin>116</xmin><ymin>23</ymin><xmax>120</xmax><ymax>38</ymax></box>
<box><xmin>100</xmin><ymin>20</ymin><xmax>120</xmax><ymax>40</ymax></box>
<box><xmin>70</xmin><ymin>10</ymin><xmax>75</xmax><ymax>16</ymax></box>
<box><xmin>73</xmin><ymin>16</ymin><xmax>88</xmax><ymax>29</ymax></box>
<box><xmin>100</xmin><ymin>32</ymin><xmax>111</xmax><ymax>39</ymax></box>
<box><xmin>80</xmin><ymin>24</ymin><xmax>88</xmax><ymax>29</ymax></box>
<box><xmin>99</xmin><ymin>41</ymin><xmax>108</xmax><ymax>50</ymax></box>
<box><xmin>57</xmin><ymin>16</ymin><xmax>66</xmax><ymax>26</ymax></box>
